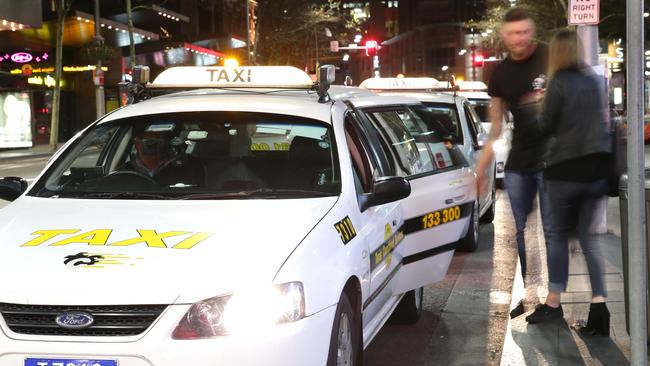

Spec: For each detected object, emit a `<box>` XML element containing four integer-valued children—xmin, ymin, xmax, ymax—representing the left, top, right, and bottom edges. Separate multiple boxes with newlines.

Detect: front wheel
<box><xmin>327</xmin><ymin>293</ymin><xmax>361</xmax><ymax>366</ymax></box>
<box><xmin>457</xmin><ymin>201</ymin><xmax>479</xmax><ymax>252</ymax></box>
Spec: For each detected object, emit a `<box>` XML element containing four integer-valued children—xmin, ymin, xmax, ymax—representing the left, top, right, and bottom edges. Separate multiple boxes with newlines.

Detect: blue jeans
<box><xmin>504</xmin><ymin>170</ymin><xmax>553</xmax><ymax>279</ymax></box>
<box><xmin>544</xmin><ymin>178</ymin><xmax>608</xmax><ymax>297</ymax></box>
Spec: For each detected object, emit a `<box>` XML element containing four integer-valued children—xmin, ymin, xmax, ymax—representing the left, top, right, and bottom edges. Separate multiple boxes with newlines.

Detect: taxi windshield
<box><xmin>31</xmin><ymin>112</ymin><xmax>341</xmax><ymax>199</ymax></box>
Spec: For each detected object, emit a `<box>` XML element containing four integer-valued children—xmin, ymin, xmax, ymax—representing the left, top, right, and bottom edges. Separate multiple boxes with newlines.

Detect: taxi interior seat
<box><xmin>203</xmin><ymin>128</ymin><xmax>265</xmax><ymax>191</ymax></box>
<box><xmin>283</xmin><ymin>136</ymin><xmax>331</xmax><ymax>189</ymax></box>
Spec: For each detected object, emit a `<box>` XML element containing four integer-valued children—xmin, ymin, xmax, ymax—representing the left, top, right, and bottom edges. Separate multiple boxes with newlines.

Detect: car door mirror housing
<box><xmin>477</xmin><ymin>131</ymin><xmax>489</xmax><ymax>149</ymax></box>
<box><xmin>360</xmin><ymin>176</ymin><xmax>411</xmax><ymax>211</ymax></box>
<box><xmin>0</xmin><ymin>176</ymin><xmax>28</xmax><ymax>201</ymax></box>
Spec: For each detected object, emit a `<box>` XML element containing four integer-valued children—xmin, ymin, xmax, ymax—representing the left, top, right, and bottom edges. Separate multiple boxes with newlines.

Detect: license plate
<box><xmin>25</xmin><ymin>359</ymin><xmax>118</xmax><ymax>366</ymax></box>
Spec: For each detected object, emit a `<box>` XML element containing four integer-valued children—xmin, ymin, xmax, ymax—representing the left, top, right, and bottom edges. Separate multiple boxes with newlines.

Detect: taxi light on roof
<box><xmin>224</xmin><ymin>58</ymin><xmax>239</xmax><ymax>68</ymax></box>
<box><xmin>359</xmin><ymin>77</ymin><xmax>440</xmax><ymax>90</ymax></box>
<box><xmin>151</xmin><ymin>66</ymin><xmax>314</xmax><ymax>88</ymax></box>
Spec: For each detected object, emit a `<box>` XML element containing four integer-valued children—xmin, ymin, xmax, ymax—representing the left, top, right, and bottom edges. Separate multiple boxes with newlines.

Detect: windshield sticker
<box><xmin>21</xmin><ymin>230</ymin><xmax>213</xmax><ymax>250</ymax></box>
<box><xmin>63</xmin><ymin>252</ymin><xmax>144</xmax><ymax>269</ymax></box>
<box><xmin>334</xmin><ymin>216</ymin><xmax>356</xmax><ymax>244</ymax></box>
<box><xmin>145</xmin><ymin>123</ymin><xmax>175</xmax><ymax>132</ymax></box>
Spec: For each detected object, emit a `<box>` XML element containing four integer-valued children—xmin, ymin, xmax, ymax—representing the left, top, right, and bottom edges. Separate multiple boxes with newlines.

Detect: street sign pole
<box><xmin>94</xmin><ymin>0</ymin><xmax>105</xmax><ymax>118</ymax></box>
<box><xmin>626</xmin><ymin>0</ymin><xmax>648</xmax><ymax>363</ymax></box>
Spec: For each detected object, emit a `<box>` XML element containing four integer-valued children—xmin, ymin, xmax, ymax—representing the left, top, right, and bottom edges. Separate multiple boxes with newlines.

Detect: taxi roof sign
<box><xmin>151</xmin><ymin>66</ymin><xmax>314</xmax><ymax>89</ymax></box>
<box><xmin>359</xmin><ymin>77</ymin><xmax>439</xmax><ymax>91</ymax></box>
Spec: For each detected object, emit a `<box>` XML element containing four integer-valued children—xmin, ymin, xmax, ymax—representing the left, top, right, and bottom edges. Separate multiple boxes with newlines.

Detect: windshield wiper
<box><xmin>180</xmin><ymin>188</ymin><xmax>336</xmax><ymax>200</ymax></box>
<box><xmin>80</xmin><ymin>192</ymin><xmax>173</xmax><ymax>200</ymax></box>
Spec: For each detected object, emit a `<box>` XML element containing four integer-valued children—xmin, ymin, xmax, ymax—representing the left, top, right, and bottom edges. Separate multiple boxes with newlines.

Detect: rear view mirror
<box><xmin>0</xmin><ymin>176</ymin><xmax>28</xmax><ymax>201</ymax></box>
<box><xmin>360</xmin><ymin>176</ymin><xmax>411</xmax><ymax>211</ymax></box>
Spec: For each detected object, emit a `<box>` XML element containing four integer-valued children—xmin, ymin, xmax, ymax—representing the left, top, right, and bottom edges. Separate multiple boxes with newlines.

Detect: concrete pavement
<box><xmin>0</xmin><ymin>144</ymin><xmax>56</xmax><ymax>160</ymax></box>
<box><xmin>500</xmin><ymin>197</ymin><xmax>631</xmax><ymax>366</ymax></box>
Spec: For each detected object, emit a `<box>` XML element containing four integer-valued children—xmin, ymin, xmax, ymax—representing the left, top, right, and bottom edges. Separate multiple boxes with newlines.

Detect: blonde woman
<box><xmin>524</xmin><ymin>30</ymin><xmax>611</xmax><ymax>337</ymax></box>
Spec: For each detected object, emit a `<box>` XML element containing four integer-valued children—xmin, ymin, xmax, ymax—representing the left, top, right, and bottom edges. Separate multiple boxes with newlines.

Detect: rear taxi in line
<box><xmin>0</xmin><ymin>66</ymin><xmax>476</xmax><ymax>366</ymax></box>
<box><xmin>360</xmin><ymin>77</ymin><xmax>496</xmax><ymax>227</ymax></box>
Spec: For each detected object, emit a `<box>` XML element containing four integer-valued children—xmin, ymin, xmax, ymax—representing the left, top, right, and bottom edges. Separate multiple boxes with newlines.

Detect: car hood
<box><xmin>0</xmin><ymin>196</ymin><xmax>337</xmax><ymax>305</ymax></box>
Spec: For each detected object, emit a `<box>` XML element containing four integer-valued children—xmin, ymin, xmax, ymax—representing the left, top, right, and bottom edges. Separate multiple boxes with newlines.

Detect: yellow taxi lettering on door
<box><xmin>109</xmin><ymin>230</ymin><xmax>189</xmax><ymax>248</ymax></box>
<box><xmin>50</xmin><ymin>229</ymin><xmax>113</xmax><ymax>246</ymax></box>
<box><xmin>21</xmin><ymin>229</ymin><xmax>81</xmax><ymax>247</ymax></box>
<box><xmin>172</xmin><ymin>232</ymin><xmax>213</xmax><ymax>249</ymax></box>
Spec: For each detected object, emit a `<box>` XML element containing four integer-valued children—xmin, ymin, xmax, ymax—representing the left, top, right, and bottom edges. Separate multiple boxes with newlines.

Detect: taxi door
<box><xmin>354</xmin><ymin>103</ymin><xmax>476</xmax><ymax>294</ymax></box>
<box><xmin>342</xmin><ymin>114</ymin><xmax>404</xmax><ymax>329</ymax></box>
<box><xmin>459</xmin><ymin>99</ymin><xmax>495</xmax><ymax>217</ymax></box>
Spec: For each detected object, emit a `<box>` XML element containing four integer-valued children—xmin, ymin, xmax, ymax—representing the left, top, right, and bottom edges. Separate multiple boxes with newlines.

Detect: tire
<box><xmin>495</xmin><ymin>178</ymin><xmax>504</xmax><ymax>189</ymax></box>
<box><xmin>389</xmin><ymin>287</ymin><xmax>424</xmax><ymax>324</ymax></box>
<box><xmin>326</xmin><ymin>293</ymin><xmax>361</xmax><ymax>366</ymax></box>
<box><xmin>457</xmin><ymin>201</ymin><xmax>479</xmax><ymax>252</ymax></box>
<box><xmin>480</xmin><ymin>180</ymin><xmax>496</xmax><ymax>224</ymax></box>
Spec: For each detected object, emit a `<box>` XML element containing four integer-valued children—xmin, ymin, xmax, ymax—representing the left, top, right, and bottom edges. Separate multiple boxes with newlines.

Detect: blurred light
<box><xmin>100</xmin><ymin>23</ymin><xmax>105</xmax><ymax>27</ymax></box>
<box><xmin>458</xmin><ymin>49</ymin><xmax>467</xmax><ymax>56</ymax></box>
<box><xmin>84</xmin><ymin>19</ymin><xmax>90</xmax><ymax>23</ymax></box>
<box><xmin>224</xmin><ymin>58</ymin><xmax>239</xmax><ymax>67</ymax></box>
<box><xmin>365</xmin><ymin>40</ymin><xmax>378</xmax><ymax>56</ymax></box>
<box><xmin>342</xmin><ymin>54</ymin><xmax>350</xmax><ymax>61</ymax></box>
<box><xmin>396</xmin><ymin>73</ymin><xmax>405</xmax><ymax>78</ymax></box>
<box><xmin>441</xmin><ymin>65</ymin><xmax>449</xmax><ymax>71</ymax></box>
<box><xmin>76</xmin><ymin>17</ymin><xmax>82</xmax><ymax>21</ymax></box>
<box><xmin>486</xmin><ymin>29</ymin><xmax>493</xmax><ymax>34</ymax></box>
<box><xmin>645</xmin><ymin>12</ymin><xmax>649</xmax><ymax>17</ymax></box>
<box><xmin>481</xmin><ymin>32</ymin><xmax>488</xmax><ymax>37</ymax></box>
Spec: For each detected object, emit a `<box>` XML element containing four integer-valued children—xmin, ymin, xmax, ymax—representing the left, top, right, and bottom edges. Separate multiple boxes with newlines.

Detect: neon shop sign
<box><xmin>0</xmin><ymin>51</ymin><xmax>49</xmax><ymax>64</ymax></box>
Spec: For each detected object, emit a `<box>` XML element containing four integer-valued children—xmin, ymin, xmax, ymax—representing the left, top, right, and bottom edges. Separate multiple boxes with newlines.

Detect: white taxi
<box><xmin>439</xmin><ymin>80</ymin><xmax>511</xmax><ymax>182</ymax></box>
<box><xmin>0</xmin><ymin>66</ymin><xmax>476</xmax><ymax>366</ymax></box>
<box><xmin>360</xmin><ymin>77</ymin><xmax>496</xmax><ymax>226</ymax></box>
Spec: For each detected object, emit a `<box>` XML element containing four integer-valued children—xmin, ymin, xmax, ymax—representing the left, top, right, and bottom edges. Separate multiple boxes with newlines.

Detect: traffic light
<box><xmin>365</xmin><ymin>40</ymin><xmax>378</xmax><ymax>56</ymax></box>
<box><xmin>472</xmin><ymin>54</ymin><xmax>485</xmax><ymax>67</ymax></box>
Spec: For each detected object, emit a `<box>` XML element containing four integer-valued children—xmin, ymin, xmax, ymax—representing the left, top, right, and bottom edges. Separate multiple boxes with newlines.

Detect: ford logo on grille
<box><xmin>55</xmin><ymin>312</ymin><xmax>95</xmax><ymax>330</ymax></box>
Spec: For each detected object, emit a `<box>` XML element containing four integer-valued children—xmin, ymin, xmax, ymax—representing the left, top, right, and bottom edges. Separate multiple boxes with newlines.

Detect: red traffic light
<box><xmin>472</xmin><ymin>54</ymin><xmax>485</xmax><ymax>67</ymax></box>
<box><xmin>365</xmin><ymin>40</ymin><xmax>378</xmax><ymax>56</ymax></box>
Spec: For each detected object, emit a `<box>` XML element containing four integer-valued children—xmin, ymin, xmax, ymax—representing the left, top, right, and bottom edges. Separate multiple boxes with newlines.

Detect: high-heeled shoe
<box><xmin>579</xmin><ymin>302</ymin><xmax>610</xmax><ymax>337</ymax></box>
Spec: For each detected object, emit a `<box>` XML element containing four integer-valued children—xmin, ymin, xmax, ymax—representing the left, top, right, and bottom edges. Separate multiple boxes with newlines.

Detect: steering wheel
<box><xmin>107</xmin><ymin>170</ymin><xmax>157</xmax><ymax>184</ymax></box>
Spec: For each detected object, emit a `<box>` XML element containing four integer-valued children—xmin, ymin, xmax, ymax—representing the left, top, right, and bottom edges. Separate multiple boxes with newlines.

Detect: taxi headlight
<box><xmin>172</xmin><ymin>282</ymin><xmax>305</xmax><ymax>339</ymax></box>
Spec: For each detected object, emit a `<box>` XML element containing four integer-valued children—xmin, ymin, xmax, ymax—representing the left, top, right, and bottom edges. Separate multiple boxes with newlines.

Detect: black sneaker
<box><xmin>525</xmin><ymin>304</ymin><xmax>564</xmax><ymax>324</ymax></box>
<box><xmin>510</xmin><ymin>300</ymin><xmax>525</xmax><ymax>319</ymax></box>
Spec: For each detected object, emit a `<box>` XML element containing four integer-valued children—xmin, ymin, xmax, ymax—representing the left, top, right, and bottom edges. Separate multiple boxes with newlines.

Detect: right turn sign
<box><xmin>568</xmin><ymin>0</ymin><xmax>600</xmax><ymax>25</ymax></box>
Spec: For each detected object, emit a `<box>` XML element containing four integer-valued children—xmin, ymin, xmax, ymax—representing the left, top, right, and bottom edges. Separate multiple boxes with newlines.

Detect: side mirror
<box><xmin>360</xmin><ymin>176</ymin><xmax>411</xmax><ymax>211</ymax></box>
<box><xmin>477</xmin><ymin>131</ymin><xmax>489</xmax><ymax>149</ymax></box>
<box><xmin>0</xmin><ymin>176</ymin><xmax>28</xmax><ymax>201</ymax></box>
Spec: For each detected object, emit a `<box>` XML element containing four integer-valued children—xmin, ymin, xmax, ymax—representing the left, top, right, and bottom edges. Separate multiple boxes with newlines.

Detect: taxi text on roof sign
<box><xmin>359</xmin><ymin>77</ymin><xmax>439</xmax><ymax>90</ymax></box>
<box><xmin>151</xmin><ymin>66</ymin><xmax>315</xmax><ymax>88</ymax></box>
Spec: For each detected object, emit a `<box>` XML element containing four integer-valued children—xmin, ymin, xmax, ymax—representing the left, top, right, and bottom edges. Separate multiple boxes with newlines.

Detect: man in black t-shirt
<box><xmin>475</xmin><ymin>7</ymin><xmax>553</xmax><ymax>319</ymax></box>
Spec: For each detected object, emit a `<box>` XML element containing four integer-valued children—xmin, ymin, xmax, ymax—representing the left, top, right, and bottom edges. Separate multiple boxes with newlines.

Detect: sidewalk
<box><xmin>0</xmin><ymin>144</ymin><xmax>56</xmax><ymax>160</ymax></box>
<box><xmin>500</xmin><ymin>198</ymin><xmax>631</xmax><ymax>366</ymax></box>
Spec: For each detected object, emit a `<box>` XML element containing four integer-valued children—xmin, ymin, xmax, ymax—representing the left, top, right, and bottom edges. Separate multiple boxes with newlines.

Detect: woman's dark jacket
<box><xmin>537</xmin><ymin>65</ymin><xmax>611</xmax><ymax>168</ymax></box>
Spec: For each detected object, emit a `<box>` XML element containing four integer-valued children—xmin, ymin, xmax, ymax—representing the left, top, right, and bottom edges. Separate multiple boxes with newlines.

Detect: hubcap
<box><xmin>415</xmin><ymin>287</ymin><xmax>423</xmax><ymax>311</ymax></box>
<box><xmin>491</xmin><ymin>184</ymin><xmax>496</xmax><ymax>216</ymax></box>
<box><xmin>473</xmin><ymin>202</ymin><xmax>479</xmax><ymax>237</ymax></box>
<box><xmin>337</xmin><ymin>312</ymin><xmax>353</xmax><ymax>366</ymax></box>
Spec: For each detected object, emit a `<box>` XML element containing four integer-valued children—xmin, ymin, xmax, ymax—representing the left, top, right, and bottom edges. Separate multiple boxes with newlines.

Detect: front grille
<box><xmin>0</xmin><ymin>303</ymin><xmax>168</xmax><ymax>336</ymax></box>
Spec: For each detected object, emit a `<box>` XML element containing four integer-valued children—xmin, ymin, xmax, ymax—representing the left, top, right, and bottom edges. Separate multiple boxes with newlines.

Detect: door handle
<box><xmin>445</xmin><ymin>195</ymin><xmax>466</xmax><ymax>204</ymax></box>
